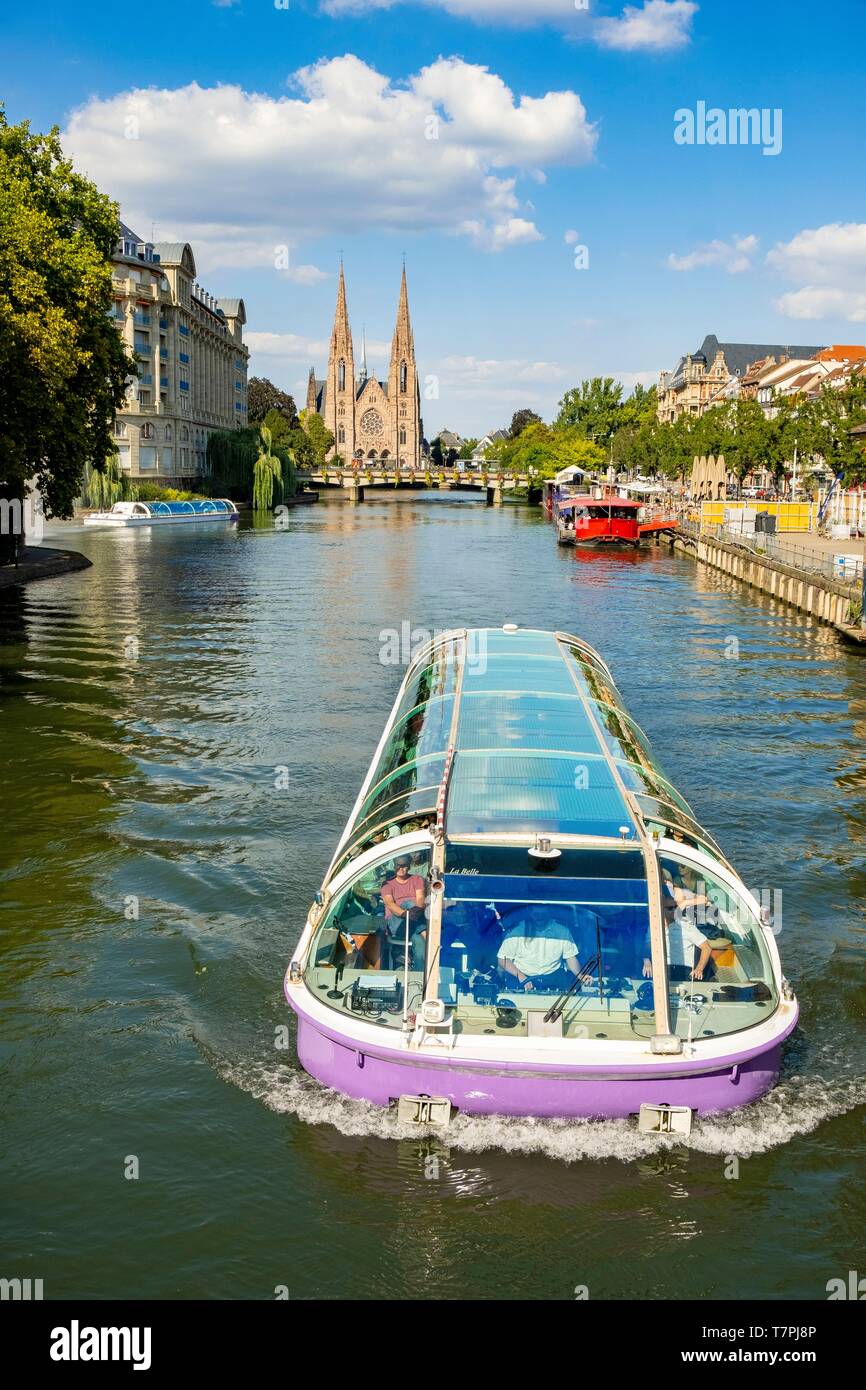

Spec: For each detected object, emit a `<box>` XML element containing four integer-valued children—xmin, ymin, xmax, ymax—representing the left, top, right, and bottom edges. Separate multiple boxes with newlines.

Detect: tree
<box><xmin>207</xmin><ymin>425</ymin><xmax>296</xmax><ymax>503</ymax></box>
<box><xmin>620</xmin><ymin>383</ymin><xmax>658</xmax><ymax>431</ymax></box>
<box><xmin>509</xmin><ymin>408</ymin><xmax>542</xmax><ymax>439</ymax></box>
<box><xmin>498</xmin><ymin>421</ymin><xmax>605</xmax><ymax>479</ymax></box>
<box><xmin>555</xmin><ymin>378</ymin><xmax>625</xmax><ymax>447</ymax></box>
<box><xmin>300</xmin><ymin>409</ymin><xmax>335</xmax><ymax>468</ymax></box>
<box><xmin>430</xmin><ymin>436</ymin><xmax>444</xmax><ymax>467</ymax></box>
<box><xmin>719</xmin><ymin>399</ymin><xmax>771</xmax><ymax>493</ymax></box>
<box><xmin>611</xmin><ymin>421</ymin><xmax>662</xmax><ymax>476</ymax></box>
<box><xmin>252</xmin><ymin>425</ymin><xmax>282</xmax><ymax>512</ymax></box>
<box><xmin>0</xmin><ymin>111</ymin><xmax>133</xmax><ymax>523</ymax></box>
<box><xmin>794</xmin><ymin>378</ymin><xmax>866</xmax><ymax>487</ymax></box>
<box><xmin>247</xmin><ymin>377</ymin><xmax>298</xmax><ymax>428</ymax></box>
<box><xmin>82</xmin><ymin>454</ymin><xmax>138</xmax><ymax>509</ymax></box>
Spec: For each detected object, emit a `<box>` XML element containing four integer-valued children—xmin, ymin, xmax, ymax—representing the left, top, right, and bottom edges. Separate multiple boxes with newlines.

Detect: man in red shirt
<box><xmin>380</xmin><ymin>858</ymin><xmax>428</xmax><ymax>968</ymax></box>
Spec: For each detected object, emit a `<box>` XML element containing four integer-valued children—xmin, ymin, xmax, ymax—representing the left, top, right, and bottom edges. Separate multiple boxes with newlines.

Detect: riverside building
<box><xmin>110</xmin><ymin>223</ymin><xmax>249</xmax><ymax>485</ymax></box>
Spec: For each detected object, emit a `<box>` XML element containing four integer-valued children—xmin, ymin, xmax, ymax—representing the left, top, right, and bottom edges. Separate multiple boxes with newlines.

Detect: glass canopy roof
<box><xmin>334</xmin><ymin>628</ymin><xmax>722</xmax><ymax>867</ymax></box>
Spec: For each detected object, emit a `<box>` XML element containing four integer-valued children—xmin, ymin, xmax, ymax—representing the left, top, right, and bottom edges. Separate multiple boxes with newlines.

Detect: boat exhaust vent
<box><xmin>528</xmin><ymin>835</ymin><xmax>561</xmax><ymax>864</ymax></box>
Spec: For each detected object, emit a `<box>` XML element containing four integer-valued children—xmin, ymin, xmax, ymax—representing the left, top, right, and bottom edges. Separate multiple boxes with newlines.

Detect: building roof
<box><xmin>152</xmin><ymin>242</ymin><xmax>197</xmax><ymax>275</ymax></box>
<box><xmin>218</xmin><ymin>298</ymin><xmax>246</xmax><ymax>323</ymax></box>
<box><xmin>665</xmin><ymin>334</ymin><xmax>827</xmax><ymax>388</ymax></box>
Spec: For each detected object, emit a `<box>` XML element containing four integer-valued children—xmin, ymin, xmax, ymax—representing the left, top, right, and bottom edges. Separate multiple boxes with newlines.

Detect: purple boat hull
<box><xmin>294</xmin><ymin>1005</ymin><xmax>799</xmax><ymax>1118</ymax></box>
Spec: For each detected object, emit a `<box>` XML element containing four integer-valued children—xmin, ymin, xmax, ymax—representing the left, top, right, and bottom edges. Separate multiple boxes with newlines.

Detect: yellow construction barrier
<box><xmin>700</xmin><ymin>501</ymin><xmax>814</xmax><ymax>534</ymax></box>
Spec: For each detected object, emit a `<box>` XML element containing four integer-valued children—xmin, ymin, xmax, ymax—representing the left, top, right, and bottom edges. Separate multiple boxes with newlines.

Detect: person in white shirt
<box><xmin>498</xmin><ymin>906</ymin><xmax>581</xmax><ymax>991</ymax></box>
<box><xmin>642</xmin><ymin>883</ymin><xmax>713</xmax><ymax>982</ymax></box>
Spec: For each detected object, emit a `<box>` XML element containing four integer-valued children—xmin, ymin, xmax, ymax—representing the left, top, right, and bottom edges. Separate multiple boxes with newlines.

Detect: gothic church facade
<box><xmin>306</xmin><ymin>266</ymin><xmax>422</xmax><ymax>467</ymax></box>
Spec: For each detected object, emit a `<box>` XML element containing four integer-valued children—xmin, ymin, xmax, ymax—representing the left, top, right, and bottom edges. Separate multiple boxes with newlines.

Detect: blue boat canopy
<box><xmin>145</xmin><ymin>499</ymin><xmax>235</xmax><ymax>515</ymax></box>
<box><xmin>333</xmin><ymin>627</ymin><xmax>725</xmax><ymax>872</ymax></box>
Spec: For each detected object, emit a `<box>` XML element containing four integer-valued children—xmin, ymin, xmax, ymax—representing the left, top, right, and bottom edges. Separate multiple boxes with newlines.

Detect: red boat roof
<box><xmin>559</xmin><ymin>495</ymin><xmax>642</xmax><ymax>509</ymax></box>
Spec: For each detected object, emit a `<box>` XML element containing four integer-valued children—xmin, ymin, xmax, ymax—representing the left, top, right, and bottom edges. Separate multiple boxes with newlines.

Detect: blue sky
<box><xmin>3</xmin><ymin>0</ymin><xmax>865</xmax><ymax>436</ymax></box>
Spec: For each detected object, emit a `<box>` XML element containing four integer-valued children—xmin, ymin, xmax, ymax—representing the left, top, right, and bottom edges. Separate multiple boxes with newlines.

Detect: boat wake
<box><xmin>219</xmin><ymin>1052</ymin><xmax>866</xmax><ymax>1165</ymax></box>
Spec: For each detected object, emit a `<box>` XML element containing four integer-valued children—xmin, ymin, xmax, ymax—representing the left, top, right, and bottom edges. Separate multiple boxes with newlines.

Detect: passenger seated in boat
<box><xmin>442</xmin><ymin>900</ymin><xmax>502</xmax><ymax>975</ymax></box>
<box><xmin>642</xmin><ymin>898</ymin><xmax>713</xmax><ymax>982</ymax></box>
<box><xmin>381</xmin><ymin>857</ymin><xmax>428</xmax><ymax>967</ymax></box>
<box><xmin>497</xmin><ymin>905</ymin><xmax>582</xmax><ymax>992</ymax></box>
<box><xmin>334</xmin><ymin>878</ymin><xmax>385</xmax><ymax>969</ymax></box>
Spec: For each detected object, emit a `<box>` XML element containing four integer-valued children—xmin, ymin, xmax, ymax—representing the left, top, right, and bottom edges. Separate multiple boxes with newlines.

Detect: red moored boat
<box><xmin>555</xmin><ymin>495</ymin><xmax>642</xmax><ymax>549</ymax></box>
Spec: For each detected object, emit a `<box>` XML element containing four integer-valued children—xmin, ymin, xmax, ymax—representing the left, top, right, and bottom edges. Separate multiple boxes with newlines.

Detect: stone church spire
<box><xmin>388</xmin><ymin>264</ymin><xmax>420</xmax><ymax>467</ymax></box>
<box><xmin>325</xmin><ymin>263</ymin><xmax>355</xmax><ymax>460</ymax></box>
<box><xmin>306</xmin><ymin>366</ymin><xmax>318</xmax><ymax>415</ymax></box>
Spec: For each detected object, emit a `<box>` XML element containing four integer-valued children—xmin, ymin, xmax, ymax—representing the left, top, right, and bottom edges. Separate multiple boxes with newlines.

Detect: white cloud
<box><xmin>320</xmin><ymin>0</ymin><xmax>697</xmax><ymax>51</ymax></box>
<box><xmin>460</xmin><ymin>216</ymin><xmax>543</xmax><ymax>251</ymax></box>
<box><xmin>321</xmin><ymin>0</ymin><xmax>586</xmax><ymax>21</ymax></box>
<box><xmin>767</xmin><ymin>223</ymin><xmax>866</xmax><ymax>321</ymax></box>
<box><xmin>595</xmin><ymin>0</ymin><xmax>698</xmax><ymax>50</ymax></box>
<box><xmin>245</xmin><ymin>332</ymin><xmax>329</xmax><ymax>359</ymax></box>
<box><xmin>438</xmin><ymin>354</ymin><xmax>570</xmax><ymax>385</ymax></box>
<box><xmin>766</xmin><ymin>222</ymin><xmax>866</xmax><ymax>285</ymax></box>
<box><xmin>772</xmin><ymin>288</ymin><xmax>866</xmax><ymax>323</ymax></box>
<box><xmin>64</xmin><ymin>56</ymin><xmax>596</xmax><ymax>270</ymax></box>
<box><xmin>667</xmin><ymin>234</ymin><xmax>758</xmax><ymax>274</ymax></box>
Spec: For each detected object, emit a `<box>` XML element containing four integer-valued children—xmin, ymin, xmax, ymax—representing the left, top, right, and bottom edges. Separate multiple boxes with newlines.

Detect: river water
<box><xmin>2</xmin><ymin>493</ymin><xmax>865</xmax><ymax>1301</ymax></box>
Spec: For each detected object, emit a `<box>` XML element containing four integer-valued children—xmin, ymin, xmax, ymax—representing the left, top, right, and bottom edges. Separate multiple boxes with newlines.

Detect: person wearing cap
<box><xmin>380</xmin><ymin>857</ymin><xmax>428</xmax><ymax>967</ymax></box>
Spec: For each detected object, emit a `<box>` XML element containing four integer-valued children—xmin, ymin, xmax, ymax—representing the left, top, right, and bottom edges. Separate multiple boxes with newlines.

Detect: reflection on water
<box><xmin>1</xmin><ymin>494</ymin><xmax>865</xmax><ymax>1300</ymax></box>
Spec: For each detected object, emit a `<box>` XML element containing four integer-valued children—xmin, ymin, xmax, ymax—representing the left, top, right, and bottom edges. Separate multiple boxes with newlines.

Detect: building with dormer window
<box><xmin>110</xmin><ymin>222</ymin><xmax>249</xmax><ymax>484</ymax></box>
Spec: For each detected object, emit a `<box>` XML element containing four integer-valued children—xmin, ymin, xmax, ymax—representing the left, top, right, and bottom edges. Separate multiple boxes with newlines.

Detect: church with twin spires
<box><xmin>306</xmin><ymin>264</ymin><xmax>423</xmax><ymax>467</ymax></box>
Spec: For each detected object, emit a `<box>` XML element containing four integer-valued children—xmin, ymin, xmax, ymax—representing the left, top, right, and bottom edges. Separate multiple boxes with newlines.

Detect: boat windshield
<box><xmin>303</xmin><ymin>845</ymin><xmax>433</xmax><ymax>1029</ymax></box>
<box><xmin>437</xmin><ymin>845</ymin><xmax>651</xmax><ymax>1040</ymax></box>
<box><xmin>658</xmin><ymin>851</ymin><xmax>778</xmax><ymax>1041</ymax></box>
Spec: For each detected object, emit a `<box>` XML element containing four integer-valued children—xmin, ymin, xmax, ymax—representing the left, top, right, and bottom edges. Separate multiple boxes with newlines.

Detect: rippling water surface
<box><xmin>2</xmin><ymin>494</ymin><xmax>865</xmax><ymax>1300</ymax></box>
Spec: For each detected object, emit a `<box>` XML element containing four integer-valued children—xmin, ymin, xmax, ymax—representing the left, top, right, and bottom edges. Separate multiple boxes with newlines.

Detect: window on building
<box><xmin>139</xmin><ymin>391</ymin><xmax>151</xmax><ymax>406</ymax></box>
<box><xmin>141</xmin><ymin>422</ymin><xmax>154</xmax><ymax>440</ymax></box>
<box><xmin>181</xmin><ymin>426</ymin><xmax>189</xmax><ymax>442</ymax></box>
<box><xmin>400</xmin><ymin>360</ymin><xmax>407</xmax><ymax>393</ymax></box>
<box><xmin>164</xmin><ymin>425</ymin><xmax>172</xmax><ymax>442</ymax></box>
<box><xmin>399</xmin><ymin>426</ymin><xmax>407</xmax><ymax>445</ymax></box>
<box><xmin>338</xmin><ymin>359</ymin><xmax>346</xmax><ymax>391</ymax></box>
<box><xmin>113</xmin><ymin>421</ymin><xmax>127</xmax><ymax>438</ymax></box>
<box><xmin>338</xmin><ymin>426</ymin><xmax>345</xmax><ymax>443</ymax></box>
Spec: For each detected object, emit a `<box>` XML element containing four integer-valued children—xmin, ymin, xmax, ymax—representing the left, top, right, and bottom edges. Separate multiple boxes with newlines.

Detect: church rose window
<box><xmin>361</xmin><ymin>408</ymin><xmax>384</xmax><ymax>438</ymax></box>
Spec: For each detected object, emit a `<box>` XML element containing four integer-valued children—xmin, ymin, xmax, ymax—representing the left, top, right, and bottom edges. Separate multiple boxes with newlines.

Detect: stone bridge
<box><xmin>296</xmin><ymin>465</ymin><xmax>541</xmax><ymax>505</ymax></box>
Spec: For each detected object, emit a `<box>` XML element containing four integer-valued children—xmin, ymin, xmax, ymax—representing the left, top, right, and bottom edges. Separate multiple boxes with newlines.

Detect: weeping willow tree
<box><xmin>253</xmin><ymin>425</ymin><xmax>282</xmax><ymax>512</ymax></box>
<box><xmin>207</xmin><ymin>424</ymin><xmax>297</xmax><ymax>505</ymax></box>
<box><xmin>83</xmin><ymin>453</ymin><xmax>138</xmax><ymax>508</ymax></box>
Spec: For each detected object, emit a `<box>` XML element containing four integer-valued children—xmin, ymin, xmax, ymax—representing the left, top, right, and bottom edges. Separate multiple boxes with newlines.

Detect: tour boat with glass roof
<box><xmin>84</xmin><ymin>499</ymin><xmax>239</xmax><ymax>527</ymax></box>
<box><xmin>285</xmin><ymin>627</ymin><xmax>797</xmax><ymax>1131</ymax></box>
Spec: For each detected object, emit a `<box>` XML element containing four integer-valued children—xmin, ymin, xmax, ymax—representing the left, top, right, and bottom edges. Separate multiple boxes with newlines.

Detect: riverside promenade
<box><xmin>0</xmin><ymin>545</ymin><xmax>92</xmax><ymax>589</ymax></box>
<box><xmin>671</xmin><ymin>521</ymin><xmax>866</xmax><ymax>645</ymax></box>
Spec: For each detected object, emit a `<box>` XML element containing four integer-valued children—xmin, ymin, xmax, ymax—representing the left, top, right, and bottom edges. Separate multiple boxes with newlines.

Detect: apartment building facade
<box><xmin>657</xmin><ymin>334</ymin><xmax>825</xmax><ymax>423</ymax></box>
<box><xmin>111</xmin><ymin>223</ymin><xmax>249</xmax><ymax>484</ymax></box>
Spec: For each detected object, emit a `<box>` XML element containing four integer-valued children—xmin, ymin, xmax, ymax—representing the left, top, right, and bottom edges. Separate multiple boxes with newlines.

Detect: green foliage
<box><xmin>207</xmin><ymin>424</ymin><xmax>297</xmax><ymax>505</ymax></box>
<box><xmin>509</xmin><ymin>409</ymin><xmax>542</xmax><ymax>439</ymax></box>
<box><xmin>0</xmin><ymin>111</ymin><xmax>134</xmax><ymax>516</ymax></box>
<box><xmin>300</xmin><ymin>409</ymin><xmax>335</xmax><ymax>468</ymax></box>
<box><xmin>555</xmin><ymin>377</ymin><xmax>625</xmax><ymax>447</ymax></box>
<box><xmin>253</xmin><ymin>424</ymin><xmax>282</xmax><ymax>512</ymax></box>
<box><xmin>134</xmin><ymin>484</ymin><xmax>203</xmax><ymax>502</ymax></box>
<box><xmin>495</xmin><ymin>421</ymin><xmax>605</xmax><ymax>479</ymax></box>
<box><xmin>247</xmin><ymin>377</ymin><xmax>298</xmax><ymax>428</ymax></box>
<box><xmin>83</xmin><ymin>454</ymin><xmax>138</xmax><ymax>508</ymax></box>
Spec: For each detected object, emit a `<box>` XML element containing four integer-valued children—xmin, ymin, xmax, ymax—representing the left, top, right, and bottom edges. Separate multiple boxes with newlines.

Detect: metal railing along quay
<box><xmin>675</xmin><ymin>518</ymin><xmax>863</xmax><ymax>602</ymax></box>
